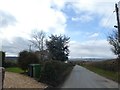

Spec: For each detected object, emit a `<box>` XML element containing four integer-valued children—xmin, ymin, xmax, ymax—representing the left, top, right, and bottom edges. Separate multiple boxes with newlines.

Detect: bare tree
<box><xmin>30</xmin><ymin>30</ymin><xmax>45</xmax><ymax>51</ymax></box>
<box><xmin>30</xmin><ymin>30</ymin><xmax>46</xmax><ymax>60</ymax></box>
<box><xmin>108</xmin><ymin>30</ymin><xmax>120</xmax><ymax>58</ymax></box>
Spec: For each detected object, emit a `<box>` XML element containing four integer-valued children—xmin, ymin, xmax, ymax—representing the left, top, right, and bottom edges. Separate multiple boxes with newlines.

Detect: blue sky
<box><xmin>0</xmin><ymin>0</ymin><xmax>119</xmax><ymax>58</ymax></box>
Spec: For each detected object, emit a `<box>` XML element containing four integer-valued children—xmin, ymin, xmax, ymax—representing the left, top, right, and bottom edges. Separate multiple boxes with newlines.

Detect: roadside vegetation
<box><xmin>4</xmin><ymin>57</ymin><xmax>24</xmax><ymax>73</ymax></box>
<box><xmin>18</xmin><ymin>51</ymin><xmax>39</xmax><ymax>72</ymax></box>
<box><xmin>106</xmin><ymin>24</ymin><xmax>120</xmax><ymax>83</ymax></box>
<box><xmin>4</xmin><ymin>59</ymin><xmax>17</xmax><ymax>68</ymax></box>
<box><xmin>4</xmin><ymin>32</ymin><xmax>74</xmax><ymax>87</ymax></box>
<box><xmin>39</xmin><ymin>60</ymin><xmax>73</xmax><ymax>87</ymax></box>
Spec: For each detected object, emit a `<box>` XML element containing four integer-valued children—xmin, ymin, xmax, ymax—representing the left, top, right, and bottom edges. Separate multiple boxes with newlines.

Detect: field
<box><xmin>5</xmin><ymin>67</ymin><xmax>24</xmax><ymax>73</ymax></box>
<box><xmin>79</xmin><ymin>59</ymin><xmax>120</xmax><ymax>83</ymax></box>
<box><xmin>83</xmin><ymin>65</ymin><xmax>119</xmax><ymax>82</ymax></box>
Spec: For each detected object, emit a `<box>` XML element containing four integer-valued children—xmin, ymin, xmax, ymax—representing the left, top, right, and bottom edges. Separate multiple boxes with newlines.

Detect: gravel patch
<box><xmin>3</xmin><ymin>72</ymin><xmax>48</xmax><ymax>88</ymax></box>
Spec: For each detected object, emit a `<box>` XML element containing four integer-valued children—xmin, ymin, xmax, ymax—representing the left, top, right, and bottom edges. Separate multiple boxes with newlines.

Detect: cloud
<box><xmin>2</xmin><ymin>37</ymin><xmax>30</xmax><ymax>56</ymax></box>
<box><xmin>0</xmin><ymin>0</ymin><xmax>68</xmax><ymax>56</ymax></box>
<box><xmin>69</xmin><ymin>0</ymin><xmax>118</xmax><ymax>14</ymax></box>
<box><xmin>2</xmin><ymin>33</ymin><xmax>115</xmax><ymax>58</ymax></box>
<box><xmin>89</xmin><ymin>33</ymin><xmax>99</xmax><ymax>38</ymax></box>
<box><xmin>0</xmin><ymin>10</ymin><xmax>17</xmax><ymax>28</ymax></box>
<box><xmin>50</xmin><ymin>0</ymin><xmax>67</xmax><ymax>10</ymax></box>
<box><xmin>72</xmin><ymin>14</ymin><xmax>93</xmax><ymax>23</ymax></box>
<box><xmin>0</xmin><ymin>0</ymin><xmax>118</xmax><ymax>58</ymax></box>
<box><xmin>0</xmin><ymin>0</ymin><xmax>67</xmax><ymax>40</ymax></box>
<box><xmin>99</xmin><ymin>15</ymin><xmax>116</xmax><ymax>28</ymax></box>
<box><xmin>68</xmin><ymin>0</ymin><xmax>119</xmax><ymax>28</ymax></box>
<box><xmin>69</xmin><ymin>40</ymin><xmax>116</xmax><ymax>58</ymax></box>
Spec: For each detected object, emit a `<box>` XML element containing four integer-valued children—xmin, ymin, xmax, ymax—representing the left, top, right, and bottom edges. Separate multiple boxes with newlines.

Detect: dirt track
<box><xmin>3</xmin><ymin>72</ymin><xmax>47</xmax><ymax>88</ymax></box>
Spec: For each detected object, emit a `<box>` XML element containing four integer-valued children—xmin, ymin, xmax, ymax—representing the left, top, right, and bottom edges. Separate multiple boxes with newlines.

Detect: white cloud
<box><xmin>99</xmin><ymin>14</ymin><xmax>116</xmax><ymax>29</ymax></box>
<box><xmin>72</xmin><ymin>14</ymin><xmax>93</xmax><ymax>23</ymax></box>
<box><xmin>0</xmin><ymin>10</ymin><xmax>17</xmax><ymax>28</ymax></box>
<box><xmin>0</xmin><ymin>0</ymin><xmax>118</xmax><ymax>58</ymax></box>
<box><xmin>0</xmin><ymin>40</ymin><xmax>2</xmax><ymax>51</ymax></box>
<box><xmin>2</xmin><ymin>37</ymin><xmax>30</xmax><ymax>56</ymax></box>
<box><xmin>69</xmin><ymin>0</ymin><xmax>119</xmax><ymax>28</ymax></box>
<box><xmin>69</xmin><ymin>0</ymin><xmax>118</xmax><ymax>14</ymax></box>
<box><xmin>51</xmin><ymin>0</ymin><xmax>67</xmax><ymax>10</ymax></box>
<box><xmin>0</xmin><ymin>0</ymin><xmax>69</xmax><ymax>56</ymax></box>
<box><xmin>89</xmin><ymin>33</ymin><xmax>99</xmax><ymax>38</ymax></box>
<box><xmin>0</xmin><ymin>0</ymin><xmax>67</xmax><ymax>40</ymax></box>
<box><xmin>69</xmin><ymin>40</ymin><xmax>116</xmax><ymax>58</ymax></box>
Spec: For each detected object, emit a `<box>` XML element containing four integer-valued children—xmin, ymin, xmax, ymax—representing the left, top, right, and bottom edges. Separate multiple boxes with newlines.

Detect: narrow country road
<box><xmin>61</xmin><ymin>65</ymin><xmax>119</xmax><ymax>88</ymax></box>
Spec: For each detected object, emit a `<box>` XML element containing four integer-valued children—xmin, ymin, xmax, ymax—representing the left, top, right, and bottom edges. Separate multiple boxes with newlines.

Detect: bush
<box><xmin>18</xmin><ymin>50</ymin><xmax>39</xmax><ymax>71</ymax></box>
<box><xmin>39</xmin><ymin>60</ymin><xmax>73</xmax><ymax>87</ymax></box>
<box><xmin>4</xmin><ymin>61</ymin><xmax>18</xmax><ymax>68</ymax></box>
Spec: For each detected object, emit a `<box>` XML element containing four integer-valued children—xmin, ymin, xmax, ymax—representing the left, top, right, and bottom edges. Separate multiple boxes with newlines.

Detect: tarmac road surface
<box><xmin>61</xmin><ymin>65</ymin><xmax>119</xmax><ymax>88</ymax></box>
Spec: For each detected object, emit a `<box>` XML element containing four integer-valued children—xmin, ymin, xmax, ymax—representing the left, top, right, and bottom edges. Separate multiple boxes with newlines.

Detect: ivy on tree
<box><xmin>46</xmin><ymin>35</ymin><xmax>70</xmax><ymax>61</ymax></box>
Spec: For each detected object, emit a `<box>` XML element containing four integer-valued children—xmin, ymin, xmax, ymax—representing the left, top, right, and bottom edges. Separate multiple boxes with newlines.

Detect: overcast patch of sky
<box><xmin>0</xmin><ymin>10</ymin><xmax>17</xmax><ymax>28</ymax></box>
<box><xmin>69</xmin><ymin>40</ymin><xmax>117</xmax><ymax>58</ymax></box>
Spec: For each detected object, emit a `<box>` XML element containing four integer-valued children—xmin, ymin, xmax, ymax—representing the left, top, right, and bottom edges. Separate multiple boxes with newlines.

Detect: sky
<box><xmin>0</xmin><ymin>0</ymin><xmax>119</xmax><ymax>58</ymax></box>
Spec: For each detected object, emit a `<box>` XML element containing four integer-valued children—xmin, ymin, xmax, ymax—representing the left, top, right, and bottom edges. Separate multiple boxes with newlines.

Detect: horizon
<box><xmin>5</xmin><ymin>55</ymin><xmax>116</xmax><ymax>60</ymax></box>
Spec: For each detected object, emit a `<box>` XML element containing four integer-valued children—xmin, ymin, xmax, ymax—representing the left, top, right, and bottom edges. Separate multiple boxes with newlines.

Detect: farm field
<box><xmin>80</xmin><ymin>59</ymin><xmax>120</xmax><ymax>83</ymax></box>
<box><xmin>83</xmin><ymin>65</ymin><xmax>119</xmax><ymax>82</ymax></box>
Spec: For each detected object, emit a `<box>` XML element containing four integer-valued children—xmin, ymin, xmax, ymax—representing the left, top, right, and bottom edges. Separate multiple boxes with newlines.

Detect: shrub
<box><xmin>39</xmin><ymin>60</ymin><xmax>73</xmax><ymax>86</ymax></box>
<box><xmin>4</xmin><ymin>61</ymin><xmax>18</xmax><ymax>68</ymax></box>
<box><xmin>18</xmin><ymin>50</ymin><xmax>39</xmax><ymax>71</ymax></box>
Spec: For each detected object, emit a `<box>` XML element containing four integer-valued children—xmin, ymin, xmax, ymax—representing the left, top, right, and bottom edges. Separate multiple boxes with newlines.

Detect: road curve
<box><xmin>61</xmin><ymin>65</ymin><xmax>119</xmax><ymax>88</ymax></box>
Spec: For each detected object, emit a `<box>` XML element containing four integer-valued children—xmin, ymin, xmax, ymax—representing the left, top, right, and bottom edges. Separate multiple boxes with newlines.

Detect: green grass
<box><xmin>82</xmin><ymin>65</ymin><xmax>119</xmax><ymax>83</ymax></box>
<box><xmin>5</xmin><ymin>67</ymin><xmax>24</xmax><ymax>73</ymax></box>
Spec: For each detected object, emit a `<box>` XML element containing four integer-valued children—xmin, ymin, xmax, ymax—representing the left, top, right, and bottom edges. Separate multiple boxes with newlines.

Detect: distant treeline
<box><xmin>5</xmin><ymin>57</ymin><xmax>18</xmax><ymax>61</ymax></box>
<box><xmin>4</xmin><ymin>57</ymin><xmax>18</xmax><ymax>67</ymax></box>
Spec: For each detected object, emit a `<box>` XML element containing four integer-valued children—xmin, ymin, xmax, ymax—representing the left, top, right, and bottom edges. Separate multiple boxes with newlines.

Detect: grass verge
<box><xmin>82</xmin><ymin>65</ymin><xmax>119</xmax><ymax>83</ymax></box>
<box><xmin>5</xmin><ymin>67</ymin><xmax>24</xmax><ymax>73</ymax></box>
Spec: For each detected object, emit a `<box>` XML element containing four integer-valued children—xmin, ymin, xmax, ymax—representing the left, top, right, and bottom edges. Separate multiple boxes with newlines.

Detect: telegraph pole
<box><xmin>115</xmin><ymin>3</ymin><xmax>120</xmax><ymax>87</ymax></box>
<box><xmin>115</xmin><ymin>3</ymin><xmax>120</xmax><ymax>59</ymax></box>
<box><xmin>115</xmin><ymin>3</ymin><xmax>120</xmax><ymax>42</ymax></box>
